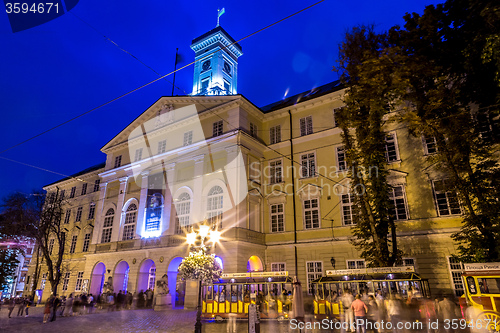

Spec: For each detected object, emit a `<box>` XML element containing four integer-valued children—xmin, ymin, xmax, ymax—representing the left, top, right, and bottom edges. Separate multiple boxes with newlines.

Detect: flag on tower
<box><xmin>217</xmin><ymin>8</ymin><xmax>225</xmax><ymax>26</ymax></box>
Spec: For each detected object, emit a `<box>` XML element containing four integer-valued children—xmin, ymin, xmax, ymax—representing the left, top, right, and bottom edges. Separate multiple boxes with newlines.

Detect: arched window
<box><xmin>148</xmin><ymin>265</ymin><xmax>156</xmax><ymax>290</ymax></box>
<box><xmin>175</xmin><ymin>193</ymin><xmax>191</xmax><ymax>234</ymax></box>
<box><xmin>122</xmin><ymin>204</ymin><xmax>137</xmax><ymax>240</ymax></box>
<box><xmin>101</xmin><ymin>208</ymin><xmax>114</xmax><ymax>243</ymax></box>
<box><xmin>207</xmin><ymin>186</ymin><xmax>223</xmax><ymax>229</ymax></box>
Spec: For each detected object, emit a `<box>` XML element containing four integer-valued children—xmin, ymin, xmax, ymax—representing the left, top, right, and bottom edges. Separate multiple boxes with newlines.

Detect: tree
<box><xmin>0</xmin><ymin>245</ymin><xmax>20</xmax><ymax>295</ymax></box>
<box><xmin>178</xmin><ymin>250</ymin><xmax>222</xmax><ymax>282</ymax></box>
<box><xmin>335</xmin><ymin>26</ymin><xmax>403</xmax><ymax>267</ymax></box>
<box><xmin>336</xmin><ymin>0</ymin><xmax>500</xmax><ymax>263</ymax></box>
<box><xmin>1</xmin><ymin>190</ymin><xmax>66</xmax><ymax>297</ymax></box>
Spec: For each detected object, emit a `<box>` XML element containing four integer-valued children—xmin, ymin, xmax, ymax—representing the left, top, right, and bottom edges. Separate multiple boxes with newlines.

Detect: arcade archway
<box><xmin>90</xmin><ymin>262</ymin><xmax>106</xmax><ymax>296</ymax></box>
<box><xmin>137</xmin><ymin>259</ymin><xmax>156</xmax><ymax>292</ymax></box>
<box><xmin>247</xmin><ymin>256</ymin><xmax>264</xmax><ymax>272</ymax></box>
<box><xmin>113</xmin><ymin>261</ymin><xmax>130</xmax><ymax>293</ymax></box>
<box><xmin>167</xmin><ymin>257</ymin><xmax>184</xmax><ymax>308</ymax></box>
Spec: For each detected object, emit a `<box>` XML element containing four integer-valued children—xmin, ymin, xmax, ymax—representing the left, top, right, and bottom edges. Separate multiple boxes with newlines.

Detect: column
<box><xmin>224</xmin><ymin>145</ymin><xmax>248</xmax><ymax>228</ymax></box>
<box><xmin>163</xmin><ymin>163</ymin><xmax>175</xmax><ymax>235</ymax></box>
<box><xmin>135</xmin><ymin>171</ymin><xmax>149</xmax><ymax>238</ymax></box>
<box><xmin>192</xmin><ymin>155</ymin><xmax>205</xmax><ymax>224</ymax></box>
<box><xmin>111</xmin><ymin>177</ymin><xmax>129</xmax><ymax>242</ymax></box>
<box><xmin>92</xmin><ymin>182</ymin><xmax>108</xmax><ymax>245</ymax></box>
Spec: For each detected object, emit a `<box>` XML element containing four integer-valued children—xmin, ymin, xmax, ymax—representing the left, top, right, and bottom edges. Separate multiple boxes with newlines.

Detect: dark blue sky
<box><xmin>0</xmin><ymin>0</ymin><xmax>441</xmax><ymax>200</ymax></box>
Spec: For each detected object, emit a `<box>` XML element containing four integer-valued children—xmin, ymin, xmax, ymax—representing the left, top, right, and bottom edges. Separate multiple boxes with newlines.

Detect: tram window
<box><xmin>225</xmin><ymin>287</ymin><xmax>231</xmax><ymax>302</ymax></box>
<box><xmin>478</xmin><ymin>278</ymin><xmax>500</xmax><ymax>294</ymax></box>
<box><xmin>207</xmin><ymin>286</ymin><xmax>213</xmax><ymax>300</ymax></box>
<box><xmin>231</xmin><ymin>285</ymin><xmax>237</xmax><ymax>302</ymax></box>
<box><xmin>238</xmin><ymin>285</ymin><xmax>243</xmax><ymax>301</ymax></box>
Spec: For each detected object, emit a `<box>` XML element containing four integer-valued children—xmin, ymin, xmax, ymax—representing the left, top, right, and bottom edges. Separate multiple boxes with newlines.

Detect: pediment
<box><xmin>265</xmin><ymin>189</ymin><xmax>287</xmax><ymax>204</ymax></box>
<box><xmin>387</xmin><ymin>169</ymin><xmax>409</xmax><ymax>185</ymax></box>
<box><xmin>297</xmin><ymin>183</ymin><xmax>322</xmax><ymax>200</ymax></box>
<box><xmin>100</xmin><ymin>96</ymin><xmax>242</xmax><ymax>153</ymax></box>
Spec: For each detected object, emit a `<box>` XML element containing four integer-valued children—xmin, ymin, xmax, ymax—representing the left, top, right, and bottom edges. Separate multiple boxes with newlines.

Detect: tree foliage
<box><xmin>1</xmin><ymin>190</ymin><xmax>66</xmax><ymax>296</ymax></box>
<box><xmin>178</xmin><ymin>250</ymin><xmax>222</xmax><ymax>282</ymax></box>
<box><xmin>337</xmin><ymin>0</ymin><xmax>500</xmax><ymax>264</ymax></box>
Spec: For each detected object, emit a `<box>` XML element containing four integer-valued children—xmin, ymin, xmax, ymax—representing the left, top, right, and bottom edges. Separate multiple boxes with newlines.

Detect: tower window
<box><xmin>201</xmin><ymin>78</ymin><xmax>209</xmax><ymax>94</ymax></box>
<box><xmin>224</xmin><ymin>80</ymin><xmax>230</xmax><ymax>93</ymax></box>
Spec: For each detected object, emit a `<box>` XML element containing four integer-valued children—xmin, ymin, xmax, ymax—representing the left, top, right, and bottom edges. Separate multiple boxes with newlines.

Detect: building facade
<box><xmin>27</xmin><ymin>25</ymin><xmax>466</xmax><ymax>304</ymax></box>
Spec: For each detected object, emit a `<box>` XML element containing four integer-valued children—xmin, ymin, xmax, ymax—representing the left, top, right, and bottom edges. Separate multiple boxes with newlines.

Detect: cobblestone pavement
<box><xmin>0</xmin><ymin>306</ymin><xmax>302</xmax><ymax>333</ymax></box>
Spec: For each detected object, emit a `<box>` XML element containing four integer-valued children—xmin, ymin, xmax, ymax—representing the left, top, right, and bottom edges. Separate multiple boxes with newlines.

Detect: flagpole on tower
<box><xmin>217</xmin><ymin>8</ymin><xmax>225</xmax><ymax>27</ymax></box>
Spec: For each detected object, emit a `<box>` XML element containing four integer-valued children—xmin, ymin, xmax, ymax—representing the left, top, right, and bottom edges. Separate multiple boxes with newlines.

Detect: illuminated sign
<box><xmin>463</xmin><ymin>262</ymin><xmax>500</xmax><ymax>271</ymax></box>
<box><xmin>326</xmin><ymin>266</ymin><xmax>415</xmax><ymax>276</ymax></box>
<box><xmin>221</xmin><ymin>271</ymin><xmax>289</xmax><ymax>279</ymax></box>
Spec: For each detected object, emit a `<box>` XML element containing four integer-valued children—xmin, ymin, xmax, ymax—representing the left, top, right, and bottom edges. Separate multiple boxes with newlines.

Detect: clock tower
<box><xmin>190</xmin><ymin>26</ymin><xmax>243</xmax><ymax>96</ymax></box>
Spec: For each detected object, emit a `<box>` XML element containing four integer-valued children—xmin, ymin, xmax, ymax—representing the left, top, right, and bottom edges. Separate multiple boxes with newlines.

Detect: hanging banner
<box><xmin>145</xmin><ymin>173</ymin><xmax>164</xmax><ymax>233</ymax></box>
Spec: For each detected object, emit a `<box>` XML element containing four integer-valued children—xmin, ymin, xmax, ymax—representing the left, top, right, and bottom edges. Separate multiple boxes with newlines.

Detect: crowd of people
<box><xmin>335</xmin><ymin>289</ymin><xmax>461</xmax><ymax>333</ymax></box>
<box><xmin>1</xmin><ymin>288</ymin><xmax>156</xmax><ymax>324</ymax></box>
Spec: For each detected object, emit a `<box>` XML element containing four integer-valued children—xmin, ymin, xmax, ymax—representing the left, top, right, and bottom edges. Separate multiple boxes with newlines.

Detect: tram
<box><xmin>201</xmin><ymin>271</ymin><xmax>294</xmax><ymax>322</ymax></box>
<box><xmin>311</xmin><ymin>266</ymin><xmax>431</xmax><ymax>321</ymax></box>
<box><xmin>460</xmin><ymin>262</ymin><xmax>500</xmax><ymax>332</ymax></box>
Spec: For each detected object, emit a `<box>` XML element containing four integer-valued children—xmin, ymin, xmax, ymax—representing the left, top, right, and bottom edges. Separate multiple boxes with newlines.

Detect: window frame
<box><xmin>75</xmin><ymin>272</ymin><xmax>84</xmax><ymax>291</ymax></box>
<box><xmin>300</xmin><ymin>152</ymin><xmax>316</xmax><ymax>178</ymax></box>
<box><xmin>158</xmin><ymin>140</ymin><xmax>167</xmax><ymax>154</ymax></box>
<box><xmin>250</xmin><ymin>123</ymin><xmax>258</xmax><ymax>138</ymax></box>
<box><xmin>384</xmin><ymin>132</ymin><xmax>400</xmax><ymax>163</ymax></box>
<box><xmin>69</xmin><ymin>235</ymin><xmax>78</xmax><ymax>254</ymax></box>
<box><xmin>88</xmin><ymin>203</ymin><xmax>96</xmax><ymax>220</ymax></box>
<box><xmin>431</xmin><ymin>180</ymin><xmax>462</xmax><ymax>216</ymax></box>
<box><xmin>270</xmin><ymin>203</ymin><xmax>285</xmax><ymax>233</ymax></box>
<box><xmin>346</xmin><ymin>259</ymin><xmax>366</xmax><ymax>269</ymax></box>
<box><xmin>81</xmin><ymin>183</ymin><xmax>87</xmax><ymax>196</ymax></box>
<box><xmin>213</xmin><ymin>120</ymin><xmax>223</xmax><ymax>137</ymax></box>
<box><xmin>101</xmin><ymin>208</ymin><xmax>114</xmax><ymax>243</ymax></box>
<box><xmin>64</xmin><ymin>209</ymin><xmax>71</xmax><ymax>224</ymax></box>
<box><xmin>114</xmin><ymin>155</ymin><xmax>122</xmax><ymax>168</ymax></box>
<box><xmin>388</xmin><ymin>185</ymin><xmax>409</xmax><ymax>221</ymax></box>
<box><xmin>303</xmin><ymin>198</ymin><xmax>320</xmax><ymax>229</ymax></box>
<box><xmin>75</xmin><ymin>206</ymin><xmax>83</xmax><ymax>222</ymax></box>
<box><xmin>270</xmin><ymin>125</ymin><xmax>281</xmax><ymax>144</ymax></box>
<box><xmin>271</xmin><ymin>262</ymin><xmax>286</xmax><ymax>272</ymax></box>
<box><xmin>306</xmin><ymin>261</ymin><xmax>323</xmax><ymax>294</ymax></box>
<box><xmin>122</xmin><ymin>204</ymin><xmax>138</xmax><ymax>240</ymax></box>
<box><xmin>134</xmin><ymin>148</ymin><xmax>143</xmax><ymax>162</ymax></box>
<box><xmin>183</xmin><ymin>131</ymin><xmax>193</xmax><ymax>146</ymax></box>
<box><xmin>299</xmin><ymin>116</ymin><xmax>313</xmax><ymax>136</ymax></box>
<box><xmin>269</xmin><ymin>159</ymin><xmax>283</xmax><ymax>184</ymax></box>
<box><xmin>422</xmin><ymin>136</ymin><xmax>438</xmax><ymax>155</ymax></box>
<box><xmin>93</xmin><ymin>179</ymin><xmax>100</xmax><ymax>192</ymax></box>
<box><xmin>70</xmin><ymin>186</ymin><xmax>76</xmax><ymax>198</ymax></box>
<box><xmin>341</xmin><ymin>193</ymin><xmax>356</xmax><ymax>226</ymax></box>
<box><xmin>82</xmin><ymin>233</ymin><xmax>91</xmax><ymax>252</ymax></box>
<box><xmin>336</xmin><ymin>146</ymin><xmax>347</xmax><ymax>171</ymax></box>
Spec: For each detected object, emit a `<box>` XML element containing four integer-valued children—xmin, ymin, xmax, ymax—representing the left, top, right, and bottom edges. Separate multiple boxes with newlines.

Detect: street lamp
<box><xmin>185</xmin><ymin>223</ymin><xmax>220</xmax><ymax>333</ymax></box>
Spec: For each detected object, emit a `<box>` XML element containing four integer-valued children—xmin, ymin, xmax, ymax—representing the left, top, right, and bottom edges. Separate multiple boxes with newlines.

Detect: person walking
<box><xmin>342</xmin><ymin>290</ymin><xmax>355</xmax><ymax>332</ymax></box>
<box><xmin>50</xmin><ymin>294</ymin><xmax>60</xmax><ymax>322</ymax></box>
<box><xmin>7</xmin><ymin>298</ymin><xmax>16</xmax><ymax>318</ymax></box>
<box><xmin>387</xmin><ymin>295</ymin><xmax>404</xmax><ymax>333</ymax></box>
<box><xmin>352</xmin><ymin>294</ymin><xmax>369</xmax><ymax>333</ymax></box>
<box><xmin>43</xmin><ymin>295</ymin><xmax>54</xmax><ymax>323</ymax></box>
<box><xmin>58</xmin><ymin>296</ymin><xmax>66</xmax><ymax>316</ymax></box>
<box><xmin>367</xmin><ymin>295</ymin><xmax>380</xmax><ymax>333</ymax></box>
<box><xmin>24</xmin><ymin>297</ymin><xmax>33</xmax><ymax>317</ymax></box>
<box><xmin>65</xmin><ymin>294</ymin><xmax>74</xmax><ymax>316</ymax></box>
<box><xmin>17</xmin><ymin>297</ymin><xmax>26</xmax><ymax>316</ymax></box>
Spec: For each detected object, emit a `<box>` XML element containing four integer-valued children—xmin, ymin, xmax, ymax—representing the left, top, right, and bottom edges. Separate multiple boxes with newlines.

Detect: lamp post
<box><xmin>185</xmin><ymin>224</ymin><xmax>221</xmax><ymax>333</ymax></box>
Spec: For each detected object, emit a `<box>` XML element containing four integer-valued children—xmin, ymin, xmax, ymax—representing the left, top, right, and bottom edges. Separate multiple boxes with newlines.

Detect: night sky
<box><xmin>0</xmin><ymin>0</ymin><xmax>441</xmax><ymax>201</ymax></box>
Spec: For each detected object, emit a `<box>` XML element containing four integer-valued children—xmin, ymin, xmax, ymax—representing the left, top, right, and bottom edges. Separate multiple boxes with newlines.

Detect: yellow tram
<box><xmin>311</xmin><ymin>266</ymin><xmax>431</xmax><ymax>320</ymax></box>
<box><xmin>460</xmin><ymin>262</ymin><xmax>500</xmax><ymax>332</ymax></box>
<box><xmin>201</xmin><ymin>271</ymin><xmax>293</xmax><ymax>322</ymax></box>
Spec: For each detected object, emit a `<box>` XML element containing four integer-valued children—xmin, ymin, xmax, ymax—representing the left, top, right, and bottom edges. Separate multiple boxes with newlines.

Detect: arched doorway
<box><xmin>247</xmin><ymin>256</ymin><xmax>264</xmax><ymax>272</ymax></box>
<box><xmin>90</xmin><ymin>262</ymin><xmax>106</xmax><ymax>296</ymax></box>
<box><xmin>113</xmin><ymin>261</ymin><xmax>130</xmax><ymax>293</ymax></box>
<box><xmin>168</xmin><ymin>257</ymin><xmax>185</xmax><ymax>308</ymax></box>
<box><xmin>137</xmin><ymin>259</ymin><xmax>156</xmax><ymax>292</ymax></box>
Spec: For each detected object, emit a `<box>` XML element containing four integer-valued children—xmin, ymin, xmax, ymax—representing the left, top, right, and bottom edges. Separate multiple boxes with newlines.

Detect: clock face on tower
<box><xmin>223</xmin><ymin>62</ymin><xmax>231</xmax><ymax>74</ymax></box>
<box><xmin>202</xmin><ymin>60</ymin><xmax>211</xmax><ymax>71</ymax></box>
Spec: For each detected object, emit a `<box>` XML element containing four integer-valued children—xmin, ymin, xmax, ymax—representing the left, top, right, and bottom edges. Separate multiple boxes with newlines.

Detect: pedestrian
<box><xmin>43</xmin><ymin>295</ymin><xmax>54</xmax><ymax>323</ymax></box>
<box><xmin>437</xmin><ymin>295</ymin><xmax>457</xmax><ymax>333</ymax></box>
<box><xmin>59</xmin><ymin>296</ymin><xmax>66</xmax><ymax>316</ymax></box>
<box><xmin>88</xmin><ymin>294</ymin><xmax>94</xmax><ymax>313</ymax></box>
<box><xmin>342</xmin><ymin>289</ymin><xmax>355</xmax><ymax>332</ymax></box>
<box><xmin>107</xmin><ymin>292</ymin><xmax>115</xmax><ymax>312</ymax></box>
<box><xmin>227</xmin><ymin>312</ymin><xmax>237</xmax><ymax>333</ymax></box>
<box><xmin>8</xmin><ymin>298</ymin><xmax>16</xmax><ymax>318</ymax></box>
<box><xmin>80</xmin><ymin>293</ymin><xmax>88</xmax><ymax>315</ymax></box>
<box><xmin>387</xmin><ymin>295</ymin><xmax>404</xmax><ymax>333</ymax></box>
<box><xmin>65</xmin><ymin>294</ymin><xmax>74</xmax><ymax>316</ymax></box>
<box><xmin>352</xmin><ymin>294</ymin><xmax>368</xmax><ymax>333</ymax></box>
<box><xmin>50</xmin><ymin>294</ymin><xmax>60</xmax><ymax>321</ymax></box>
<box><xmin>25</xmin><ymin>297</ymin><xmax>33</xmax><ymax>317</ymax></box>
<box><xmin>127</xmin><ymin>291</ymin><xmax>133</xmax><ymax>310</ymax></box>
<box><xmin>367</xmin><ymin>295</ymin><xmax>380</xmax><ymax>333</ymax></box>
<box><xmin>116</xmin><ymin>290</ymin><xmax>123</xmax><ymax>310</ymax></box>
<box><xmin>137</xmin><ymin>290</ymin><xmax>144</xmax><ymax>308</ymax></box>
<box><xmin>17</xmin><ymin>297</ymin><xmax>26</xmax><ymax>316</ymax></box>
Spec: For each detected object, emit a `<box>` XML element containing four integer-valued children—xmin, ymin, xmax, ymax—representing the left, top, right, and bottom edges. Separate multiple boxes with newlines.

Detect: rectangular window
<box><xmin>60</xmin><ymin>190</ymin><xmax>65</xmax><ymax>200</ymax></box>
<box><xmin>448</xmin><ymin>257</ymin><xmax>464</xmax><ymax>296</ymax></box>
<box><xmin>69</xmin><ymin>235</ymin><xmax>77</xmax><ymax>254</ymax></box>
<box><xmin>88</xmin><ymin>203</ymin><xmax>95</xmax><ymax>220</ymax></box>
<box><xmin>158</xmin><ymin>140</ymin><xmax>167</xmax><ymax>154</ymax></box>
<box><xmin>269</xmin><ymin>160</ymin><xmax>282</xmax><ymax>184</ymax></box>
<box><xmin>64</xmin><ymin>209</ymin><xmax>71</xmax><ymax>224</ymax></box>
<box><xmin>384</xmin><ymin>133</ymin><xmax>400</xmax><ymax>162</ymax></box>
<box><xmin>347</xmin><ymin>259</ymin><xmax>366</xmax><ymax>269</ymax></box>
<box><xmin>82</xmin><ymin>233</ymin><xmax>91</xmax><ymax>252</ymax></box>
<box><xmin>183</xmin><ymin>131</ymin><xmax>193</xmax><ymax>146</ymax></box>
<box><xmin>336</xmin><ymin>146</ymin><xmax>347</xmax><ymax>171</ymax></box>
<box><xmin>300</xmin><ymin>152</ymin><xmax>316</xmax><ymax>178</ymax></box>
<box><xmin>271</xmin><ymin>263</ymin><xmax>286</xmax><ymax>272</ymax></box>
<box><xmin>303</xmin><ymin>199</ymin><xmax>320</xmax><ymax>229</ymax></box>
<box><xmin>306</xmin><ymin>261</ymin><xmax>323</xmax><ymax>294</ymax></box>
<box><xmin>134</xmin><ymin>148</ymin><xmax>143</xmax><ymax>162</ymax></box>
<box><xmin>70</xmin><ymin>186</ymin><xmax>76</xmax><ymax>198</ymax></box>
<box><xmin>270</xmin><ymin>204</ymin><xmax>285</xmax><ymax>233</ymax></box>
<box><xmin>270</xmin><ymin>125</ymin><xmax>281</xmax><ymax>144</ymax></box>
<box><xmin>48</xmin><ymin>239</ymin><xmax>55</xmax><ymax>255</ymax></box>
<box><xmin>75</xmin><ymin>272</ymin><xmax>84</xmax><ymax>291</ymax></box>
<box><xmin>423</xmin><ymin>136</ymin><xmax>438</xmax><ymax>155</ymax></box>
<box><xmin>224</xmin><ymin>80</ymin><xmax>230</xmax><ymax>93</ymax></box>
<box><xmin>401</xmin><ymin>258</ymin><xmax>415</xmax><ymax>268</ymax></box>
<box><xmin>93</xmin><ymin>179</ymin><xmax>100</xmax><ymax>192</ymax></box>
<box><xmin>389</xmin><ymin>186</ymin><xmax>409</xmax><ymax>221</ymax></box>
<box><xmin>432</xmin><ymin>180</ymin><xmax>461</xmax><ymax>216</ymax></box>
<box><xmin>81</xmin><ymin>183</ymin><xmax>87</xmax><ymax>196</ymax></box>
<box><xmin>62</xmin><ymin>272</ymin><xmax>70</xmax><ymax>291</ymax></box>
<box><xmin>250</xmin><ymin>123</ymin><xmax>258</xmax><ymax>138</ymax></box>
<box><xmin>114</xmin><ymin>155</ymin><xmax>122</xmax><ymax>168</ymax></box>
<box><xmin>213</xmin><ymin>120</ymin><xmax>223</xmax><ymax>137</ymax></box>
<box><xmin>101</xmin><ymin>228</ymin><xmax>112</xmax><ymax>243</ymax></box>
<box><xmin>201</xmin><ymin>78</ymin><xmax>209</xmax><ymax>93</ymax></box>
<box><xmin>300</xmin><ymin>116</ymin><xmax>313</xmax><ymax>136</ymax></box>
<box><xmin>75</xmin><ymin>206</ymin><xmax>83</xmax><ymax>222</ymax></box>
<box><xmin>341</xmin><ymin>194</ymin><xmax>356</xmax><ymax>225</ymax></box>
